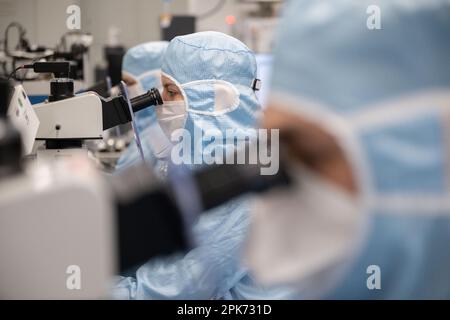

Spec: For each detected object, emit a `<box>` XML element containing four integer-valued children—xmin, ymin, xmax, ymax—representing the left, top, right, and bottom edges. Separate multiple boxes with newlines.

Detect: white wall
<box><xmin>80</xmin><ymin>0</ymin><xmax>189</xmax><ymax>69</ymax></box>
<box><xmin>188</xmin><ymin>0</ymin><xmax>240</xmax><ymax>35</ymax></box>
<box><xmin>0</xmin><ymin>0</ymin><xmax>273</xmax><ymax>60</ymax></box>
<box><xmin>0</xmin><ymin>0</ymin><xmax>189</xmax><ymax>69</ymax></box>
<box><xmin>0</xmin><ymin>0</ymin><xmax>279</xmax><ymax>84</ymax></box>
<box><xmin>187</xmin><ymin>0</ymin><xmax>282</xmax><ymax>52</ymax></box>
<box><xmin>0</xmin><ymin>0</ymin><xmax>80</xmax><ymax>47</ymax></box>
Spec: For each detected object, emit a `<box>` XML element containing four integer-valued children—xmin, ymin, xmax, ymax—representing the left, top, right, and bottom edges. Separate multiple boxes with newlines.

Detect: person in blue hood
<box><xmin>112</xmin><ymin>31</ymin><xmax>297</xmax><ymax>300</ymax></box>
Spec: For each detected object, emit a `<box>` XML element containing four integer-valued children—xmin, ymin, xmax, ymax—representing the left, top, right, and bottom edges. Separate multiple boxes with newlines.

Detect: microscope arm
<box><xmin>101</xmin><ymin>88</ymin><xmax>163</xmax><ymax>130</ymax></box>
<box><xmin>101</xmin><ymin>95</ymin><xmax>132</xmax><ymax>130</ymax></box>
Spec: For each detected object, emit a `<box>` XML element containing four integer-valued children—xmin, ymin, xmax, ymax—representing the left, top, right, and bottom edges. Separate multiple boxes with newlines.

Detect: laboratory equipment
<box><xmin>15</xmin><ymin>62</ymin><xmax>162</xmax><ymax>162</ymax></box>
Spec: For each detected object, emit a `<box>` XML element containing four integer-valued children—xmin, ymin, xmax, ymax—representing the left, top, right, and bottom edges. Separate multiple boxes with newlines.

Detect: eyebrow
<box><xmin>165</xmin><ymin>84</ymin><xmax>180</xmax><ymax>91</ymax></box>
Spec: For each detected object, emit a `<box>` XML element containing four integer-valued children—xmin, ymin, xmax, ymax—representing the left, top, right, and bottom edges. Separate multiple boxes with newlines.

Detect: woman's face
<box><xmin>161</xmin><ymin>74</ymin><xmax>184</xmax><ymax>102</ymax></box>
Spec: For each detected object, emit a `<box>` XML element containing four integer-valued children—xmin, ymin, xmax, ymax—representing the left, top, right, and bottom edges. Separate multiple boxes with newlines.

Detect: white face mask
<box><xmin>245</xmin><ymin>164</ymin><xmax>362</xmax><ymax>294</ymax></box>
<box><xmin>155</xmin><ymin>100</ymin><xmax>187</xmax><ymax>140</ymax></box>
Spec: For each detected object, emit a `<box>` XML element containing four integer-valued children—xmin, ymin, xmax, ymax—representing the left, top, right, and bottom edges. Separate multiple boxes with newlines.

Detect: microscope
<box><xmin>22</xmin><ymin>62</ymin><xmax>162</xmax><ymax>162</ymax></box>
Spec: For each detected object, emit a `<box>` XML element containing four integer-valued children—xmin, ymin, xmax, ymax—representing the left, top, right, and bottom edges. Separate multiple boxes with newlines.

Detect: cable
<box><xmin>197</xmin><ymin>0</ymin><xmax>226</xmax><ymax>20</ymax></box>
<box><xmin>7</xmin><ymin>63</ymin><xmax>33</xmax><ymax>81</ymax></box>
<box><xmin>7</xmin><ymin>66</ymin><xmax>24</xmax><ymax>81</ymax></box>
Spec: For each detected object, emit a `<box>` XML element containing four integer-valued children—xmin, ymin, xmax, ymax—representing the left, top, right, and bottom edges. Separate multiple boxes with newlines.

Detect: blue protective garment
<box><xmin>115</xmin><ymin>125</ymin><xmax>170</xmax><ymax>176</ymax></box>
<box><xmin>263</xmin><ymin>0</ymin><xmax>450</xmax><ymax>299</ymax></box>
<box><xmin>122</xmin><ymin>41</ymin><xmax>168</xmax><ymax>133</ymax></box>
<box><xmin>112</xmin><ymin>31</ymin><xmax>298</xmax><ymax>300</ymax></box>
<box><xmin>116</xmin><ymin>41</ymin><xmax>171</xmax><ymax>171</ymax></box>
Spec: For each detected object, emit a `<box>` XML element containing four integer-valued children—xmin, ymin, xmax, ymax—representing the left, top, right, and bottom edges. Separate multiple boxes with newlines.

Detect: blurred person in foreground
<box><xmin>246</xmin><ymin>0</ymin><xmax>450</xmax><ymax>299</ymax></box>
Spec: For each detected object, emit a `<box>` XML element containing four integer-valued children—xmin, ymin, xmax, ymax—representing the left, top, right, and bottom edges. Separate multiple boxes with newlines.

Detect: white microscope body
<box><xmin>6</xmin><ymin>85</ymin><xmax>40</xmax><ymax>156</ymax></box>
<box><xmin>0</xmin><ymin>154</ymin><xmax>117</xmax><ymax>299</ymax></box>
<box><xmin>34</xmin><ymin>93</ymin><xmax>103</xmax><ymax>140</ymax></box>
<box><xmin>33</xmin><ymin>92</ymin><xmax>104</xmax><ymax>162</ymax></box>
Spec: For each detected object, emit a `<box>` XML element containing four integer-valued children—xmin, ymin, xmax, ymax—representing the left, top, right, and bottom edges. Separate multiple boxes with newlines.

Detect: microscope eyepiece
<box><xmin>130</xmin><ymin>88</ymin><xmax>163</xmax><ymax>113</ymax></box>
<box><xmin>101</xmin><ymin>87</ymin><xmax>164</xmax><ymax>130</ymax></box>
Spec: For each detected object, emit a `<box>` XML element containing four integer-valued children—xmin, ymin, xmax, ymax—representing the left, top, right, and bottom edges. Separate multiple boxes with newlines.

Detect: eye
<box><xmin>165</xmin><ymin>85</ymin><xmax>180</xmax><ymax>97</ymax></box>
